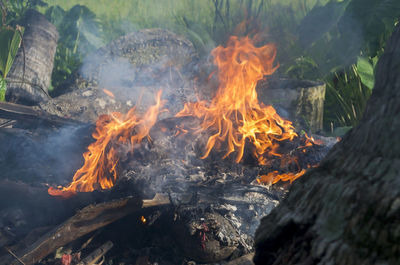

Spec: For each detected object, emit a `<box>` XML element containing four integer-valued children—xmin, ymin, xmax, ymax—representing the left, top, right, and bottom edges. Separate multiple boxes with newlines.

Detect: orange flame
<box><xmin>48</xmin><ymin>91</ymin><xmax>165</xmax><ymax>198</ymax></box>
<box><xmin>140</xmin><ymin>216</ymin><xmax>147</xmax><ymax>224</ymax></box>
<box><xmin>176</xmin><ymin>36</ymin><xmax>297</xmax><ymax>164</ymax></box>
<box><xmin>257</xmin><ymin>169</ymin><xmax>306</xmax><ymax>185</ymax></box>
<box><xmin>103</xmin><ymin>88</ymin><xmax>115</xmax><ymax>98</ymax></box>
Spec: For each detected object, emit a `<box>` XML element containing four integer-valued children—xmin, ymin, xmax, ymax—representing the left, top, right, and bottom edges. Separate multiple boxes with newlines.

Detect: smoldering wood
<box><xmin>0</xmin><ymin>101</ymin><xmax>87</xmax><ymax>127</ymax></box>
<box><xmin>6</xmin><ymin>9</ymin><xmax>58</xmax><ymax>105</ymax></box>
<box><xmin>0</xmin><ymin>179</ymin><xmax>114</xmax><ymax>248</ymax></box>
<box><xmin>254</xmin><ymin>24</ymin><xmax>400</xmax><ymax>264</ymax></box>
<box><xmin>257</xmin><ymin>78</ymin><xmax>326</xmax><ymax>133</ymax></box>
<box><xmin>0</xmin><ymin>194</ymin><xmax>169</xmax><ymax>265</ymax></box>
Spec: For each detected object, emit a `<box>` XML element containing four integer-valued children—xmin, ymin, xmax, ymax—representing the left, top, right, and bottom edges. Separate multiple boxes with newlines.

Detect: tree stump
<box><xmin>6</xmin><ymin>9</ymin><xmax>58</xmax><ymax>105</ymax></box>
<box><xmin>257</xmin><ymin>78</ymin><xmax>326</xmax><ymax>133</ymax></box>
<box><xmin>254</xmin><ymin>24</ymin><xmax>400</xmax><ymax>265</ymax></box>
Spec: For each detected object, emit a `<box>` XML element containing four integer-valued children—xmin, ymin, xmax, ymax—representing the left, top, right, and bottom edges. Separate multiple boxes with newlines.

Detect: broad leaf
<box><xmin>58</xmin><ymin>5</ymin><xmax>103</xmax><ymax>54</ymax></box>
<box><xmin>298</xmin><ymin>0</ymin><xmax>350</xmax><ymax>47</ymax></box>
<box><xmin>45</xmin><ymin>5</ymin><xmax>66</xmax><ymax>29</ymax></box>
<box><xmin>356</xmin><ymin>57</ymin><xmax>374</xmax><ymax>89</ymax></box>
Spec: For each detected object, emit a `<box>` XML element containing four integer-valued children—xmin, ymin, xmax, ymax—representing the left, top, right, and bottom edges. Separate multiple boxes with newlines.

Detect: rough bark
<box><xmin>254</xmin><ymin>24</ymin><xmax>400</xmax><ymax>264</ymax></box>
<box><xmin>257</xmin><ymin>78</ymin><xmax>326</xmax><ymax>133</ymax></box>
<box><xmin>6</xmin><ymin>9</ymin><xmax>58</xmax><ymax>105</ymax></box>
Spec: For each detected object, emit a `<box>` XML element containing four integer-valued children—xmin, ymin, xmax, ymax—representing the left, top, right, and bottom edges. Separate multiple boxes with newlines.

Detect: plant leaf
<box><xmin>5</xmin><ymin>27</ymin><xmax>24</xmax><ymax>78</ymax></box>
<box><xmin>0</xmin><ymin>29</ymin><xmax>15</xmax><ymax>77</ymax></box>
<box><xmin>0</xmin><ymin>76</ymin><xmax>6</xmax><ymax>101</ymax></box>
<box><xmin>45</xmin><ymin>5</ymin><xmax>66</xmax><ymax>29</ymax></box>
<box><xmin>356</xmin><ymin>56</ymin><xmax>374</xmax><ymax>89</ymax></box>
<box><xmin>298</xmin><ymin>0</ymin><xmax>350</xmax><ymax>47</ymax></box>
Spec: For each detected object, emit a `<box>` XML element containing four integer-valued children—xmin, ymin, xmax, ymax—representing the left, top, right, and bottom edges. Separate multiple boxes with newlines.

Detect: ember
<box><xmin>103</xmin><ymin>88</ymin><xmax>115</xmax><ymax>98</ymax></box>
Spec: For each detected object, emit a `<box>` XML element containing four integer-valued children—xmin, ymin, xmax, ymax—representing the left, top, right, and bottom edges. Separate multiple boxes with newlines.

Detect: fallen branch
<box><xmin>77</xmin><ymin>241</ymin><xmax>113</xmax><ymax>265</ymax></box>
<box><xmin>0</xmin><ymin>101</ymin><xmax>86</xmax><ymax>127</ymax></box>
<box><xmin>1</xmin><ymin>194</ymin><xmax>170</xmax><ymax>265</ymax></box>
<box><xmin>3</xmin><ymin>247</ymin><xmax>26</xmax><ymax>265</ymax></box>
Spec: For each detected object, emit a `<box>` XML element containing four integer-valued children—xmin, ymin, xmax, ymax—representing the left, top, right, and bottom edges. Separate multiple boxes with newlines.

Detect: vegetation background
<box><xmin>2</xmin><ymin>0</ymin><xmax>400</xmax><ymax>134</ymax></box>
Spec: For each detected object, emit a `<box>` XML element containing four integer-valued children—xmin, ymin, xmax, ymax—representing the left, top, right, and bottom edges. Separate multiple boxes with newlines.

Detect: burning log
<box><xmin>0</xmin><ymin>194</ymin><xmax>169</xmax><ymax>265</ymax></box>
<box><xmin>6</xmin><ymin>9</ymin><xmax>58</xmax><ymax>105</ymax></box>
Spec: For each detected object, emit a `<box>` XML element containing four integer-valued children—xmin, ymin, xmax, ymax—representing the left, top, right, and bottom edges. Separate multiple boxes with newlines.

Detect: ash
<box><xmin>104</xmin><ymin>116</ymin><xmax>335</xmax><ymax>263</ymax></box>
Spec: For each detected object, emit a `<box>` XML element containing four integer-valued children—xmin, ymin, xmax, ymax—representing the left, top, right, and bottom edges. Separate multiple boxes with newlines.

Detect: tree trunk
<box><xmin>254</xmin><ymin>24</ymin><xmax>400</xmax><ymax>264</ymax></box>
<box><xmin>6</xmin><ymin>9</ymin><xmax>58</xmax><ymax>105</ymax></box>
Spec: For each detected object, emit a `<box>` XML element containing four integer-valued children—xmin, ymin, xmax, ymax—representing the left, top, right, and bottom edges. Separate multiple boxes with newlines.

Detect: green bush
<box><xmin>0</xmin><ymin>1</ymin><xmax>25</xmax><ymax>101</ymax></box>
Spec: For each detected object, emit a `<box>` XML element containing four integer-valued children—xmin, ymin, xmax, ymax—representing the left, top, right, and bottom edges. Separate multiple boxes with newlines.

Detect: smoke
<box><xmin>78</xmin><ymin>28</ymin><xmax>198</xmax><ymax>117</ymax></box>
<box><xmin>0</xmin><ymin>125</ymin><xmax>91</xmax><ymax>185</ymax></box>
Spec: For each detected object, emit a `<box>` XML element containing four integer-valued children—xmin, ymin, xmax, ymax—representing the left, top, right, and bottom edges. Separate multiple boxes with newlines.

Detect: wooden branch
<box><xmin>77</xmin><ymin>241</ymin><xmax>113</xmax><ymax>265</ymax></box>
<box><xmin>0</xmin><ymin>101</ymin><xmax>87</xmax><ymax>127</ymax></box>
<box><xmin>1</xmin><ymin>194</ymin><xmax>170</xmax><ymax>265</ymax></box>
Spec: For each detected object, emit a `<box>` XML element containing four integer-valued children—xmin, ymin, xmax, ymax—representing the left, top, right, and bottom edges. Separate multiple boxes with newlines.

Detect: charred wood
<box><xmin>77</xmin><ymin>241</ymin><xmax>113</xmax><ymax>265</ymax></box>
<box><xmin>0</xmin><ymin>194</ymin><xmax>169</xmax><ymax>265</ymax></box>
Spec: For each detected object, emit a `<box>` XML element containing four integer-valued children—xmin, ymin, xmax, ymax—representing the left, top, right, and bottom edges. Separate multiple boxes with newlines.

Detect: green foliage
<box><xmin>5</xmin><ymin>0</ymin><xmax>47</xmax><ymax>23</ymax></box>
<box><xmin>324</xmin><ymin>65</ymin><xmax>372</xmax><ymax>128</ymax></box>
<box><xmin>285</xmin><ymin>56</ymin><xmax>319</xmax><ymax>80</ymax></box>
<box><xmin>45</xmin><ymin>4</ymin><xmax>104</xmax><ymax>89</ymax></box>
<box><xmin>0</xmin><ymin>1</ymin><xmax>24</xmax><ymax>101</ymax></box>
<box><xmin>0</xmin><ymin>75</ymin><xmax>6</xmax><ymax>101</ymax></box>
<box><xmin>356</xmin><ymin>56</ymin><xmax>376</xmax><ymax>90</ymax></box>
<box><xmin>283</xmin><ymin>0</ymin><xmax>399</xmax><ymax>130</ymax></box>
<box><xmin>0</xmin><ymin>27</ymin><xmax>23</xmax><ymax>78</ymax></box>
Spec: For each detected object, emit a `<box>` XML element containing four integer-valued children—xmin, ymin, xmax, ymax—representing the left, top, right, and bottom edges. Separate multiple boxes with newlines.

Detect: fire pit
<box><xmin>0</xmin><ymin>33</ymin><xmax>337</xmax><ymax>265</ymax></box>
